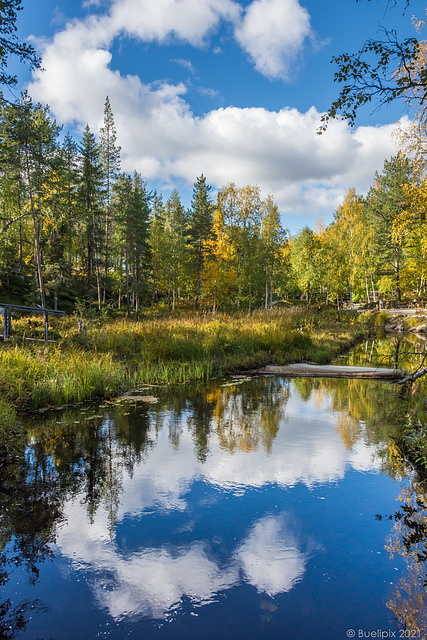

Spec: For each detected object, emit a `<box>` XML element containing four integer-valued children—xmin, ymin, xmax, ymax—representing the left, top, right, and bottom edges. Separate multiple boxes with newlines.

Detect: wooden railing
<box><xmin>0</xmin><ymin>304</ymin><xmax>65</xmax><ymax>342</ymax></box>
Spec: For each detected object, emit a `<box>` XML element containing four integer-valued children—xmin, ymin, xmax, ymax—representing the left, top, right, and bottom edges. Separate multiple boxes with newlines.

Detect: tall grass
<box><xmin>0</xmin><ymin>307</ymin><xmax>367</xmax><ymax>412</ymax></box>
<box><xmin>0</xmin><ymin>345</ymin><xmax>127</xmax><ymax>408</ymax></box>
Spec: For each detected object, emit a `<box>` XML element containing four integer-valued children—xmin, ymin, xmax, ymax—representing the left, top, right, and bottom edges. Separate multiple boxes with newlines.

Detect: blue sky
<box><xmin>9</xmin><ymin>0</ymin><xmax>426</xmax><ymax>232</ymax></box>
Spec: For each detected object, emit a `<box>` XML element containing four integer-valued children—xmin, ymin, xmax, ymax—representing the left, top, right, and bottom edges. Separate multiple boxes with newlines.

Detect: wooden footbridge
<box><xmin>0</xmin><ymin>304</ymin><xmax>65</xmax><ymax>342</ymax></box>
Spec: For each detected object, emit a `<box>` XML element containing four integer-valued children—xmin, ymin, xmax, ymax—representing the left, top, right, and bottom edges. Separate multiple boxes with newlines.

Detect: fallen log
<box><xmin>257</xmin><ymin>363</ymin><xmax>406</xmax><ymax>380</ymax></box>
<box><xmin>409</xmin><ymin>324</ymin><xmax>427</xmax><ymax>334</ymax></box>
<box><xmin>397</xmin><ymin>367</ymin><xmax>427</xmax><ymax>385</ymax></box>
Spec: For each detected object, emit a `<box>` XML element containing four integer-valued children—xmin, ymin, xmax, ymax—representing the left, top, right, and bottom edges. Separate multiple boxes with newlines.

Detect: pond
<box><xmin>1</xmin><ymin>342</ymin><xmax>427</xmax><ymax>639</ymax></box>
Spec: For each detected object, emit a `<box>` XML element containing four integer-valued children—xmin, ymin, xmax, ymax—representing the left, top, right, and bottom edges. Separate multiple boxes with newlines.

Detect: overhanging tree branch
<box><xmin>319</xmin><ymin>28</ymin><xmax>425</xmax><ymax>133</ymax></box>
<box><xmin>0</xmin><ymin>0</ymin><xmax>41</xmax><ymax>87</ymax></box>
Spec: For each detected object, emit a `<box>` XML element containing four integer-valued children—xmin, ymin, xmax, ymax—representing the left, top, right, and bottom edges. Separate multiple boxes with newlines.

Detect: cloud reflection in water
<box><xmin>54</xmin><ymin>378</ymin><xmax>381</xmax><ymax>621</ymax></box>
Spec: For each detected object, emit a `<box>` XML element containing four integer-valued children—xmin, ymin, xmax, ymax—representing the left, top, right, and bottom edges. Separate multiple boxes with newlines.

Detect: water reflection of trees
<box><xmin>0</xmin><ymin>370</ymin><xmax>414</xmax><ymax>635</ymax></box>
<box><xmin>207</xmin><ymin>377</ymin><xmax>289</xmax><ymax>454</ymax></box>
<box><xmin>293</xmin><ymin>371</ymin><xmax>427</xmax><ymax>636</ymax></box>
<box><xmin>384</xmin><ymin>448</ymin><xmax>427</xmax><ymax>636</ymax></box>
<box><xmin>292</xmin><ymin>377</ymin><xmax>405</xmax><ymax>461</ymax></box>
<box><xmin>342</xmin><ymin>335</ymin><xmax>427</xmax><ymax>371</ymax></box>
<box><xmin>0</xmin><ymin>428</ymin><xmax>60</xmax><ymax>638</ymax></box>
<box><xmin>0</xmin><ymin>404</ymin><xmax>156</xmax><ymax>636</ymax></box>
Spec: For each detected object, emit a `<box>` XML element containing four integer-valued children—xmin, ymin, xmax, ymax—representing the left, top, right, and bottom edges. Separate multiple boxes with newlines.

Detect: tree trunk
<box><xmin>18</xmin><ymin>193</ymin><xmax>23</xmax><ymax>274</ymax></box>
<box><xmin>103</xmin><ymin>199</ymin><xmax>109</xmax><ymax>304</ymax></box>
<box><xmin>195</xmin><ymin>270</ymin><xmax>200</xmax><ymax>310</ymax></box>
<box><xmin>265</xmin><ymin>260</ymin><xmax>268</xmax><ymax>309</ymax></box>
<box><xmin>393</xmin><ymin>339</ymin><xmax>400</xmax><ymax>370</ymax></box>
<box><xmin>168</xmin><ymin>265</ymin><xmax>171</xmax><ymax>312</ymax></box>
<box><xmin>87</xmin><ymin>240</ymin><xmax>92</xmax><ymax>311</ymax></box>
<box><xmin>24</xmin><ymin>140</ymin><xmax>46</xmax><ymax>308</ymax></box>
<box><xmin>125</xmin><ymin>223</ymin><xmax>130</xmax><ymax>318</ymax></box>
<box><xmin>371</xmin><ymin>274</ymin><xmax>377</xmax><ymax>302</ymax></box>
<box><xmin>92</xmin><ymin>213</ymin><xmax>102</xmax><ymax>312</ymax></box>
<box><xmin>394</xmin><ymin>246</ymin><xmax>401</xmax><ymax>303</ymax></box>
<box><xmin>270</xmin><ymin>272</ymin><xmax>273</xmax><ymax>308</ymax></box>
<box><xmin>135</xmin><ymin>259</ymin><xmax>140</xmax><ymax>313</ymax></box>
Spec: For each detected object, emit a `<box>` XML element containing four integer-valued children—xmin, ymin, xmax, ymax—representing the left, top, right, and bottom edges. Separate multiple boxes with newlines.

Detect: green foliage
<box><xmin>188</xmin><ymin>174</ymin><xmax>214</xmax><ymax>308</ymax></box>
<box><xmin>398</xmin><ymin>418</ymin><xmax>427</xmax><ymax>474</ymax></box>
<box><xmin>0</xmin><ymin>397</ymin><xmax>16</xmax><ymax>430</ymax></box>
<box><xmin>289</xmin><ymin>227</ymin><xmax>321</xmax><ymax>306</ymax></box>
<box><xmin>0</xmin><ymin>0</ymin><xmax>41</xmax><ymax>87</ymax></box>
<box><xmin>319</xmin><ymin>26</ymin><xmax>425</xmax><ymax>132</ymax></box>
<box><xmin>374</xmin><ymin>311</ymin><xmax>388</xmax><ymax>326</ymax></box>
<box><xmin>0</xmin><ymin>90</ymin><xmax>424</xmax><ymax>319</ymax></box>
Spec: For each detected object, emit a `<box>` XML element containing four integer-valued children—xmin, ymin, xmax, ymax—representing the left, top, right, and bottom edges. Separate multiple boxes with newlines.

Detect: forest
<box><xmin>0</xmin><ymin>92</ymin><xmax>426</xmax><ymax>315</ymax></box>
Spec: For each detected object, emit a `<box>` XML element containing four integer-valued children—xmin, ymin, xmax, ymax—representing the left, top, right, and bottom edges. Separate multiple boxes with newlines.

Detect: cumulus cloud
<box><xmin>107</xmin><ymin>0</ymin><xmax>240</xmax><ymax>46</ymax></box>
<box><xmin>30</xmin><ymin>44</ymin><xmax>399</xmax><ymax>218</ymax></box>
<box><xmin>234</xmin><ymin>0</ymin><xmax>313</xmax><ymax>79</ymax></box>
<box><xmin>28</xmin><ymin>0</ymin><xmax>399</xmax><ymax>222</ymax></box>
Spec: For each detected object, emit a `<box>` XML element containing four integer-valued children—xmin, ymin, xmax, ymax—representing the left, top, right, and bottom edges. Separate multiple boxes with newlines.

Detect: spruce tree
<box><xmin>188</xmin><ymin>174</ymin><xmax>214</xmax><ymax>309</ymax></box>
<box><xmin>165</xmin><ymin>190</ymin><xmax>188</xmax><ymax>310</ymax></box>
<box><xmin>113</xmin><ymin>172</ymin><xmax>150</xmax><ymax>315</ymax></box>
<box><xmin>99</xmin><ymin>96</ymin><xmax>121</xmax><ymax>302</ymax></box>
<box><xmin>60</xmin><ymin>132</ymin><xmax>79</xmax><ymax>282</ymax></box>
<box><xmin>131</xmin><ymin>172</ymin><xmax>150</xmax><ymax>312</ymax></box>
<box><xmin>149</xmin><ymin>192</ymin><xmax>168</xmax><ymax>304</ymax></box>
<box><xmin>78</xmin><ymin>125</ymin><xmax>103</xmax><ymax>311</ymax></box>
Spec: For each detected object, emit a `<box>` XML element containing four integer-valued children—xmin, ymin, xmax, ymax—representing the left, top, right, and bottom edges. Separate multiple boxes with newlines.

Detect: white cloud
<box><xmin>110</xmin><ymin>0</ymin><xmax>241</xmax><ymax>45</ymax></box>
<box><xmin>171</xmin><ymin>58</ymin><xmax>197</xmax><ymax>74</ymax></box>
<box><xmin>234</xmin><ymin>0</ymin><xmax>312</xmax><ymax>79</ymax></box>
<box><xmin>73</xmin><ymin>0</ymin><xmax>241</xmax><ymax>48</ymax></box>
<box><xmin>28</xmin><ymin>0</ymin><xmax>399</xmax><ymax>223</ymax></box>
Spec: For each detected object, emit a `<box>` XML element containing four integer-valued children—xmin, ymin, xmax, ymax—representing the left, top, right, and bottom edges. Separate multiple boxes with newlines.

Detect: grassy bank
<box><xmin>0</xmin><ymin>307</ymin><xmax>368</xmax><ymax>420</ymax></box>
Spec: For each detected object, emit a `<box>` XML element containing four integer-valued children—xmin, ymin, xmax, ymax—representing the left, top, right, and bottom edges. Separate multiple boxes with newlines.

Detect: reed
<box><xmin>0</xmin><ymin>344</ymin><xmax>127</xmax><ymax>409</ymax></box>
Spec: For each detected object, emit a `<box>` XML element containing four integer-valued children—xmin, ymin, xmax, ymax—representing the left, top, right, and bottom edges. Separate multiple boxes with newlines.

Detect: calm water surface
<box><xmin>1</xmin><ymin>368</ymin><xmax>424</xmax><ymax>639</ymax></box>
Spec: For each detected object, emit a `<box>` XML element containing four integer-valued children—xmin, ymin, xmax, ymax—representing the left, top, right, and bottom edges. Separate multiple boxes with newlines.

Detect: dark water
<box><xmin>1</xmin><ymin>367</ymin><xmax>426</xmax><ymax>639</ymax></box>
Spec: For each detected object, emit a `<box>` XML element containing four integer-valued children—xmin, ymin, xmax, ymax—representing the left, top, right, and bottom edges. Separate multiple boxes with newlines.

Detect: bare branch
<box><xmin>1</xmin><ymin>210</ymin><xmax>31</xmax><ymax>232</ymax></box>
